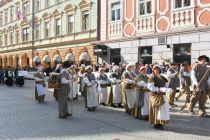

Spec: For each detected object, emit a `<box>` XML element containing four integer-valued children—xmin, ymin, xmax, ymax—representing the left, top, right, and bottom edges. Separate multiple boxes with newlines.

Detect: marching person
<box><xmin>58</xmin><ymin>61</ymin><xmax>72</xmax><ymax>118</ymax></box>
<box><xmin>109</xmin><ymin>66</ymin><xmax>123</xmax><ymax>108</ymax></box>
<box><xmin>122</xmin><ymin>64</ymin><xmax>137</xmax><ymax>114</ymax></box>
<box><xmin>83</xmin><ymin>65</ymin><xmax>98</xmax><ymax>111</ymax></box>
<box><xmin>97</xmin><ymin>67</ymin><xmax>110</xmax><ymax>106</ymax></box>
<box><xmin>147</xmin><ymin>65</ymin><xmax>172</xmax><ymax>130</ymax></box>
<box><xmin>69</xmin><ymin>65</ymin><xmax>78</xmax><ymax>100</ymax></box>
<box><xmin>14</xmin><ymin>66</ymin><xmax>24</xmax><ymax>87</ymax></box>
<box><xmin>78</xmin><ymin>64</ymin><xmax>86</xmax><ymax>96</ymax></box>
<box><xmin>189</xmin><ymin>55</ymin><xmax>210</xmax><ymax>117</ymax></box>
<box><xmin>133</xmin><ymin>66</ymin><xmax>150</xmax><ymax>120</ymax></box>
<box><xmin>5</xmin><ymin>66</ymin><xmax>14</xmax><ymax>87</ymax></box>
<box><xmin>34</xmin><ymin>66</ymin><xmax>46</xmax><ymax>103</ymax></box>
<box><xmin>175</xmin><ymin>61</ymin><xmax>191</xmax><ymax>102</ymax></box>
<box><xmin>53</xmin><ymin>64</ymin><xmax>62</xmax><ymax>101</ymax></box>
<box><xmin>166</xmin><ymin>62</ymin><xmax>180</xmax><ymax>107</ymax></box>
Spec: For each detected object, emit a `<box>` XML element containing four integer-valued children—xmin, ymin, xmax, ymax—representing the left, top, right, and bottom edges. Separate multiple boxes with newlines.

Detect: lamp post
<box><xmin>31</xmin><ymin>0</ymin><xmax>35</xmax><ymax>67</ymax></box>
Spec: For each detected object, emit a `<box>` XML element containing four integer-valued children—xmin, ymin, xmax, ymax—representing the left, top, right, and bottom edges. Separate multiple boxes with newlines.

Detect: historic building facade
<box><xmin>0</xmin><ymin>0</ymin><xmax>99</xmax><ymax>68</ymax></box>
<box><xmin>95</xmin><ymin>0</ymin><xmax>210</xmax><ymax>65</ymax></box>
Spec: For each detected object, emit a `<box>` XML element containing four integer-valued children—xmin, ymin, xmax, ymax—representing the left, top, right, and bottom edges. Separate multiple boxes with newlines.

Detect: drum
<box><xmin>48</xmin><ymin>73</ymin><xmax>61</xmax><ymax>89</ymax></box>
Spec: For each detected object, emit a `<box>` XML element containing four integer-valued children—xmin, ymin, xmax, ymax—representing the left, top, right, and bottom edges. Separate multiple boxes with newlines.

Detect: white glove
<box><xmin>137</xmin><ymin>80</ymin><xmax>145</xmax><ymax>87</ymax></box>
<box><xmin>183</xmin><ymin>72</ymin><xmax>190</xmax><ymax>77</ymax></box>
<box><xmin>166</xmin><ymin>88</ymin><xmax>173</xmax><ymax>93</ymax></box>
<box><xmin>159</xmin><ymin>87</ymin><xmax>166</xmax><ymax>92</ymax></box>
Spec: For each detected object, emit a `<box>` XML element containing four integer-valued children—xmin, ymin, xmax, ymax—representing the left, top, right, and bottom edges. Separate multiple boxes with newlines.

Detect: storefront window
<box><xmin>173</xmin><ymin>43</ymin><xmax>191</xmax><ymax>64</ymax></box>
<box><xmin>138</xmin><ymin>46</ymin><xmax>152</xmax><ymax>64</ymax></box>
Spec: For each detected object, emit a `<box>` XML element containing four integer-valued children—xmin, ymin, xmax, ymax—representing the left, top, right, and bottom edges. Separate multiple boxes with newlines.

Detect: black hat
<box><xmin>198</xmin><ymin>55</ymin><xmax>209</xmax><ymax>62</ymax></box>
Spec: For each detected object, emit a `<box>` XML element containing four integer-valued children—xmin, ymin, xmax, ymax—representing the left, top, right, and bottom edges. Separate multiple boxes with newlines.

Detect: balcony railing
<box><xmin>136</xmin><ymin>15</ymin><xmax>155</xmax><ymax>34</ymax></box>
<box><xmin>171</xmin><ymin>7</ymin><xmax>195</xmax><ymax>29</ymax></box>
<box><xmin>109</xmin><ymin>21</ymin><xmax>123</xmax><ymax>37</ymax></box>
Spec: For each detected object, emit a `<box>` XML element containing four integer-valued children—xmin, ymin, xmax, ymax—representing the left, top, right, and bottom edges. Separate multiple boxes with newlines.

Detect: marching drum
<box><xmin>48</xmin><ymin>73</ymin><xmax>61</xmax><ymax>89</ymax></box>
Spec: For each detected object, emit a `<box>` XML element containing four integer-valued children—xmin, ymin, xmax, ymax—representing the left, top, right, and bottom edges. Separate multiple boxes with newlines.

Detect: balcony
<box><xmin>171</xmin><ymin>7</ymin><xmax>195</xmax><ymax>29</ymax></box>
<box><xmin>136</xmin><ymin>15</ymin><xmax>155</xmax><ymax>34</ymax></box>
<box><xmin>109</xmin><ymin>21</ymin><xmax>123</xmax><ymax>38</ymax></box>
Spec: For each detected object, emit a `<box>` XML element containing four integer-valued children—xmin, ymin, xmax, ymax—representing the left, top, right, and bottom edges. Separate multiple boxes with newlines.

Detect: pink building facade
<box><xmin>95</xmin><ymin>0</ymin><xmax>210</xmax><ymax>65</ymax></box>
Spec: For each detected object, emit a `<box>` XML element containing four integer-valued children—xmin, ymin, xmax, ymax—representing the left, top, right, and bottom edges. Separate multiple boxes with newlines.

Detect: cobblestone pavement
<box><xmin>0</xmin><ymin>80</ymin><xmax>210</xmax><ymax>140</ymax></box>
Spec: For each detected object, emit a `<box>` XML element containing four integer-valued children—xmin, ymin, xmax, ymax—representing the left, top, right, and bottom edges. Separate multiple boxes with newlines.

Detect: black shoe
<box><xmin>118</xmin><ymin>104</ymin><xmax>123</xmax><ymax>108</ymax></box>
<box><xmin>170</xmin><ymin>103</ymin><xmax>178</xmax><ymax>107</ymax></box>
<box><xmin>87</xmin><ymin>108</ymin><xmax>92</xmax><ymax>111</ymax></box>
<box><xmin>66</xmin><ymin>113</ymin><xmax>72</xmax><ymax>116</ymax></box>
<box><xmin>59</xmin><ymin>116</ymin><xmax>67</xmax><ymax>119</ymax></box>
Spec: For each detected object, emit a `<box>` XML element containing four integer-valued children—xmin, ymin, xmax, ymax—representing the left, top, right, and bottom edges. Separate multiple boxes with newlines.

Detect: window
<box><xmin>138</xmin><ymin>0</ymin><xmax>152</xmax><ymax>16</ymax></box>
<box><xmin>82</xmin><ymin>10</ymin><xmax>89</xmax><ymax>31</ymax></box>
<box><xmin>35</xmin><ymin>24</ymin><xmax>39</xmax><ymax>39</ymax></box>
<box><xmin>45</xmin><ymin>0</ymin><xmax>49</xmax><ymax>8</ymax></box>
<box><xmin>5</xmin><ymin>12</ymin><xmax>8</xmax><ymax>24</ymax></box>
<box><xmin>16</xmin><ymin>31</ymin><xmax>19</xmax><ymax>43</ymax></box>
<box><xmin>23</xmin><ymin>1</ymin><xmax>30</xmax><ymax>15</ymax></box>
<box><xmin>55</xmin><ymin>19</ymin><xmax>61</xmax><ymax>36</ymax></box>
<box><xmin>175</xmin><ymin>0</ymin><xmax>191</xmax><ymax>9</ymax></box>
<box><xmin>111</xmin><ymin>2</ymin><xmax>121</xmax><ymax>21</ymax></box>
<box><xmin>110</xmin><ymin>49</ymin><xmax>121</xmax><ymax>65</ymax></box>
<box><xmin>10</xmin><ymin>32</ymin><xmax>13</xmax><ymax>45</ymax></box>
<box><xmin>44</xmin><ymin>22</ymin><xmax>49</xmax><ymax>38</ymax></box>
<box><xmin>4</xmin><ymin>34</ymin><xmax>7</xmax><ymax>46</ymax></box>
<box><xmin>0</xmin><ymin>36</ymin><xmax>2</xmax><ymax>46</ymax></box>
<box><xmin>22</xmin><ymin>27</ymin><xmax>29</xmax><ymax>42</ymax></box>
<box><xmin>36</xmin><ymin>0</ymin><xmax>40</xmax><ymax>11</ymax></box>
<box><xmin>68</xmin><ymin>15</ymin><xmax>74</xmax><ymax>34</ymax></box>
<box><xmin>138</xmin><ymin>46</ymin><xmax>152</xmax><ymax>64</ymax></box>
<box><xmin>0</xmin><ymin>15</ymin><xmax>3</xmax><ymax>26</ymax></box>
<box><xmin>16</xmin><ymin>6</ymin><xmax>20</xmax><ymax>20</ymax></box>
<box><xmin>173</xmin><ymin>43</ymin><xmax>191</xmax><ymax>63</ymax></box>
<box><xmin>10</xmin><ymin>7</ymin><xmax>14</xmax><ymax>22</ymax></box>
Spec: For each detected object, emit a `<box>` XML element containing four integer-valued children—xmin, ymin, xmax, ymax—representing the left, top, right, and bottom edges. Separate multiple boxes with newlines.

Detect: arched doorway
<box><xmin>21</xmin><ymin>54</ymin><xmax>29</xmax><ymax>68</ymax></box>
<box><xmin>16</xmin><ymin>56</ymin><xmax>20</xmax><ymax>67</ymax></box>
<box><xmin>0</xmin><ymin>58</ymin><xmax>2</xmax><ymax>67</ymax></box>
<box><xmin>4</xmin><ymin>57</ymin><xmax>8</xmax><ymax>68</ymax></box>
<box><xmin>8</xmin><ymin>56</ymin><xmax>13</xmax><ymax>67</ymax></box>
<box><xmin>79</xmin><ymin>51</ymin><xmax>91</xmax><ymax>66</ymax></box>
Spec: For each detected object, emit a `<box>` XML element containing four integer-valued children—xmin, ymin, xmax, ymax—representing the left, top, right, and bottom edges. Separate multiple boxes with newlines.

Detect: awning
<box><xmin>53</xmin><ymin>54</ymin><xmax>62</xmax><ymax>62</ymax></box>
<box><xmin>79</xmin><ymin>52</ymin><xmax>90</xmax><ymax>61</ymax></box>
<box><xmin>65</xmin><ymin>53</ymin><xmax>75</xmax><ymax>62</ymax></box>
<box><xmin>33</xmin><ymin>56</ymin><xmax>41</xmax><ymax>63</ymax></box>
<box><xmin>42</xmin><ymin>55</ymin><xmax>51</xmax><ymax>62</ymax></box>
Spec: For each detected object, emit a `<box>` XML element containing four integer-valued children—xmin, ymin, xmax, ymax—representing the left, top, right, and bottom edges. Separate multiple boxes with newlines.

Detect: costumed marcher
<box><xmin>133</xmin><ymin>66</ymin><xmax>150</xmax><ymax>120</ymax></box>
<box><xmin>147</xmin><ymin>65</ymin><xmax>172</xmax><ymax>130</ymax></box>
<box><xmin>97</xmin><ymin>67</ymin><xmax>110</xmax><ymax>106</ymax></box>
<box><xmin>5</xmin><ymin>66</ymin><xmax>14</xmax><ymax>87</ymax></box>
<box><xmin>0</xmin><ymin>68</ymin><xmax>4</xmax><ymax>84</ymax></box>
<box><xmin>122</xmin><ymin>64</ymin><xmax>137</xmax><ymax>114</ymax></box>
<box><xmin>58</xmin><ymin>61</ymin><xmax>72</xmax><ymax>118</ymax></box>
<box><xmin>69</xmin><ymin>65</ymin><xmax>79</xmax><ymax>99</ymax></box>
<box><xmin>34</xmin><ymin>66</ymin><xmax>46</xmax><ymax>103</ymax></box>
<box><xmin>14</xmin><ymin>66</ymin><xmax>24</xmax><ymax>87</ymax></box>
<box><xmin>83</xmin><ymin>65</ymin><xmax>98</xmax><ymax>111</ymax></box>
<box><xmin>109</xmin><ymin>66</ymin><xmax>123</xmax><ymax>108</ymax></box>
<box><xmin>189</xmin><ymin>55</ymin><xmax>210</xmax><ymax>117</ymax></box>
<box><xmin>78</xmin><ymin>64</ymin><xmax>86</xmax><ymax>96</ymax></box>
<box><xmin>53</xmin><ymin>64</ymin><xmax>62</xmax><ymax>101</ymax></box>
<box><xmin>166</xmin><ymin>62</ymin><xmax>180</xmax><ymax>107</ymax></box>
<box><xmin>175</xmin><ymin>61</ymin><xmax>191</xmax><ymax>102</ymax></box>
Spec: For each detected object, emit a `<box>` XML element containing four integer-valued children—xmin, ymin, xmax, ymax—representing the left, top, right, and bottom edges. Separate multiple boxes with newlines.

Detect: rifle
<box><xmin>180</xmin><ymin>66</ymin><xmax>210</xmax><ymax>111</ymax></box>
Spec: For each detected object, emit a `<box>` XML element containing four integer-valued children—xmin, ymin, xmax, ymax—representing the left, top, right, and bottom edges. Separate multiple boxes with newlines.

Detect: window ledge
<box><xmin>171</xmin><ymin>6</ymin><xmax>195</xmax><ymax>12</ymax></box>
<box><xmin>137</xmin><ymin>14</ymin><xmax>155</xmax><ymax>18</ymax></box>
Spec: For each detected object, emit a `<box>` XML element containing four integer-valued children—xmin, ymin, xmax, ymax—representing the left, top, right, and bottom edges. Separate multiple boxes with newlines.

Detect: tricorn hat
<box><xmin>198</xmin><ymin>55</ymin><xmax>209</xmax><ymax>62</ymax></box>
